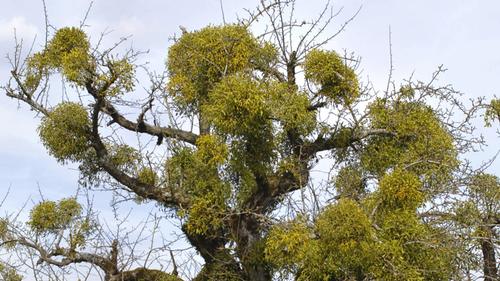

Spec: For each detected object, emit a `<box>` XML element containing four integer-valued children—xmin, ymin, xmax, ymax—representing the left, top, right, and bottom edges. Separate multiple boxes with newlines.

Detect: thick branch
<box><xmin>87</xmin><ymin>84</ymin><xmax>186</xmax><ymax>208</ymax></box>
<box><xmin>303</xmin><ymin>128</ymin><xmax>396</xmax><ymax>157</ymax></box>
<box><xmin>7</xmin><ymin>237</ymin><xmax>113</xmax><ymax>274</ymax></box>
<box><xmin>100</xmin><ymin>99</ymin><xmax>198</xmax><ymax>145</ymax></box>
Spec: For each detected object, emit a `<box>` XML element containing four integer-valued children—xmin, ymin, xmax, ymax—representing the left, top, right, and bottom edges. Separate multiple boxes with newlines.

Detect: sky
<box><xmin>0</xmin><ymin>0</ymin><xmax>499</xmax><ymax>279</ymax></box>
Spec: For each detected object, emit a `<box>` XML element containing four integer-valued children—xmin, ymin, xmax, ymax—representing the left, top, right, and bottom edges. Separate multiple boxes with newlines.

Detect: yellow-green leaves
<box><xmin>265</xmin><ymin>218</ymin><xmax>312</xmax><ymax>270</ymax></box>
<box><xmin>334</xmin><ymin>165</ymin><xmax>365</xmax><ymax>200</ymax></box>
<box><xmin>377</xmin><ymin>169</ymin><xmax>424</xmax><ymax>211</ymax></box>
<box><xmin>59</xmin><ymin>46</ymin><xmax>92</xmax><ymax>85</ymax></box>
<box><xmin>455</xmin><ymin>173</ymin><xmax>500</xmax><ymax>226</ymax></box>
<box><xmin>362</xmin><ymin>168</ymin><xmax>457</xmax><ymax>280</ymax></box>
<box><xmin>99</xmin><ymin>58</ymin><xmax>135</xmax><ymax>96</ymax></box>
<box><xmin>268</xmin><ymin>87</ymin><xmax>316</xmax><ymax>135</ymax></box>
<box><xmin>38</xmin><ymin>102</ymin><xmax>90</xmax><ymax>163</ymax></box>
<box><xmin>28</xmin><ymin>198</ymin><xmax>93</xmax><ymax>250</ymax></box>
<box><xmin>204</xmin><ymin>74</ymin><xmax>315</xmax><ymax>138</ymax></box>
<box><xmin>24</xmin><ymin>52</ymin><xmax>46</xmax><ymax>92</ymax></box>
<box><xmin>184</xmin><ymin>193</ymin><xmax>226</xmax><ymax>236</ymax></box>
<box><xmin>468</xmin><ymin>173</ymin><xmax>500</xmax><ymax>206</ymax></box>
<box><xmin>304</xmin><ymin>49</ymin><xmax>359</xmax><ymax>105</ymax></box>
<box><xmin>266</xmin><ymin>194</ymin><xmax>456</xmax><ymax>280</ymax></box>
<box><xmin>47</xmin><ymin>27</ymin><xmax>91</xmax><ymax>85</ymax></box>
<box><xmin>165</xmin><ymin>145</ymin><xmax>230</xmax><ymax>236</ymax></box>
<box><xmin>23</xmin><ymin>26</ymin><xmax>138</xmax><ymax>96</ymax></box>
<box><xmin>265</xmin><ymin>200</ymin><xmax>375</xmax><ymax>280</ymax></box>
<box><xmin>45</xmin><ymin>27</ymin><xmax>90</xmax><ymax>67</ymax></box>
<box><xmin>362</xmin><ymin>99</ymin><xmax>458</xmax><ymax>187</ymax></box>
<box><xmin>0</xmin><ymin>219</ymin><xmax>8</xmax><ymax>240</ymax></box>
<box><xmin>29</xmin><ymin>198</ymin><xmax>82</xmax><ymax>233</ymax></box>
<box><xmin>27</xmin><ymin>27</ymin><xmax>92</xmax><ymax>86</ymax></box>
<box><xmin>109</xmin><ymin>144</ymin><xmax>139</xmax><ymax>169</ymax></box>
<box><xmin>196</xmin><ymin>135</ymin><xmax>228</xmax><ymax>167</ymax></box>
<box><xmin>484</xmin><ymin>98</ymin><xmax>500</xmax><ymax>126</ymax></box>
<box><xmin>0</xmin><ymin>263</ymin><xmax>22</xmax><ymax>281</ymax></box>
<box><xmin>204</xmin><ymin>74</ymin><xmax>271</xmax><ymax>136</ymax></box>
<box><xmin>69</xmin><ymin>218</ymin><xmax>93</xmax><ymax>250</ymax></box>
<box><xmin>167</xmin><ymin>24</ymin><xmax>274</xmax><ymax>112</ymax></box>
<box><xmin>138</xmin><ymin>167</ymin><xmax>158</xmax><ymax>186</ymax></box>
<box><xmin>454</xmin><ymin>201</ymin><xmax>481</xmax><ymax>226</ymax></box>
<box><xmin>315</xmin><ymin>199</ymin><xmax>374</xmax><ymax>275</ymax></box>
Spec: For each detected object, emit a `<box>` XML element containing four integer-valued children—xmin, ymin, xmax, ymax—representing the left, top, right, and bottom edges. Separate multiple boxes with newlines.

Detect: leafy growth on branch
<box><xmin>29</xmin><ymin>198</ymin><xmax>82</xmax><ymax>233</ymax></box>
<box><xmin>38</xmin><ymin>102</ymin><xmax>91</xmax><ymax>162</ymax></box>
<box><xmin>167</xmin><ymin>24</ymin><xmax>276</xmax><ymax>112</ymax></box>
<box><xmin>304</xmin><ymin>49</ymin><xmax>359</xmax><ymax>105</ymax></box>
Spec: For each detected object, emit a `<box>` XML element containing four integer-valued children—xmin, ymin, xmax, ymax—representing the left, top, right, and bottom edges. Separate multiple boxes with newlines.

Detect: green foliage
<box><xmin>377</xmin><ymin>169</ymin><xmax>424</xmax><ymax>211</ymax></box>
<box><xmin>24</xmin><ymin>52</ymin><xmax>46</xmax><ymax>92</ymax></box>
<box><xmin>184</xmin><ymin>193</ymin><xmax>226</xmax><ymax>236</ymax></box>
<box><xmin>484</xmin><ymin>98</ymin><xmax>500</xmax><ymax>126</ymax></box>
<box><xmin>304</xmin><ymin>49</ymin><xmax>359</xmax><ymax>105</ymax></box>
<box><xmin>195</xmin><ymin>134</ymin><xmax>228</xmax><ymax>166</ymax></box>
<box><xmin>109</xmin><ymin>144</ymin><xmax>140</xmax><ymax>169</ymax></box>
<box><xmin>98</xmin><ymin>58</ymin><xmax>136</xmax><ymax>96</ymax></box>
<box><xmin>166</xmin><ymin>146</ymin><xmax>226</xmax><ymax>197</ymax></box>
<box><xmin>28</xmin><ymin>201</ymin><xmax>58</xmax><ymax>232</ymax></box>
<box><xmin>312</xmin><ymin>199</ymin><xmax>375</xmax><ymax>280</ymax></box>
<box><xmin>165</xmin><ymin>146</ymin><xmax>230</xmax><ymax>236</ymax></box>
<box><xmin>0</xmin><ymin>219</ymin><xmax>8</xmax><ymax>240</ymax></box>
<box><xmin>45</xmin><ymin>27</ymin><xmax>90</xmax><ymax>67</ymax></box>
<box><xmin>468</xmin><ymin>173</ymin><xmax>500</xmax><ymax>207</ymax></box>
<box><xmin>203</xmin><ymin>73</ymin><xmax>315</xmax><ymax>178</ymax></box>
<box><xmin>138</xmin><ymin>167</ymin><xmax>158</xmax><ymax>186</ymax></box>
<box><xmin>26</xmin><ymin>27</ymin><xmax>92</xmax><ymax>86</ymax></box>
<box><xmin>266</xmin><ymin>181</ymin><xmax>457</xmax><ymax>281</ymax></box>
<box><xmin>203</xmin><ymin>74</ymin><xmax>272</xmax><ymax>136</ymax></box>
<box><xmin>38</xmin><ymin>102</ymin><xmax>90</xmax><ymax>162</ymax></box>
<box><xmin>276</xmin><ymin>156</ymin><xmax>301</xmax><ymax>180</ymax></box>
<box><xmin>371</xmin><ymin>212</ymin><xmax>456</xmax><ymax>281</ymax></box>
<box><xmin>0</xmin><ymin>263</ymin><xmax>22</xmax><ymax>281</ymax></box>
<box><xmin>5</xmin><ymin>10</ymin><xmax>494</xmax><ymax>281</ymax></box>
<box><xmin>454</xmin><ymin>201</ymin><xmax>481</xmax><ymax>226</ymax></box>
<box><xmin>228</xmin><ymin>145</ymin><xmax>259</xmax><ymax>204</ymax></box>
<box><xmin>129</xmin><ymin>268</ymin><xmax>182</xmax><ymax>281</ymax></box>
<box><xmin>28</xmin><ymin>198</ymin><xmax>82</xmax><ymax>233</ymax></box>
<box><xmin>77</xmin><ymin>143</ymin><xmax>140</xmax><ymax>186</ymax></box>
<box><xmin>265</xmin><ymin>217</ymin><xmax>312</xmax><ymax>271</ymax></box>
<box><xmin>69</xmin><ymin>218</ymin><xmax>93</xmax><ymax>250</ymax></box>
<box><xmin>368</xmin><ymin>170</ymin><xmax>457</xmax><ymax>280</ymax></box>
<box><xmin>362</xmin><ymin>99</ymin><xmax>458</xmax><ymax>188</ymax></box>
<box><xmin>334</xmin><ymin>165</ymin><xmax>365</xmax><ymax>200</ymax></box>
<box><xmin>267</xmin><ymin>88</ymin><xmax>316</xmax><ymax>135</ymax></box>
<box><xmin>399</xmin><ymin>84</ymin><xmax>416</xmax><ymax>99</ymax></box>
<box><xmin>167</xmin><ymin>24</ymin><xmax>275</xmax><ymax>112</ymax></box>
<box><xmin>59</xmin><ymin>46</ymin><xmax>92</xmax><ymax>85</ymax></box>
<box><xmin>454</xmin><ymin>173</ymin><xmax>500</xmax><ymax>227</ymax></box>
<box><xmin>266</xmin><ymin>199</ymin><xmax>376</xmax><ymax>280</ymax></box>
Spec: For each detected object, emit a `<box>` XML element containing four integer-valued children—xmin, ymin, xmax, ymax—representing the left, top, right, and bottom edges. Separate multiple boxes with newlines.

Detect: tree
<box><xmin>1</xmin><ymin>0</ymin><xmax>499</xmax><ymax>280</ymax></box>
<box><xmin>451</xmin><ymin>174</ymin><xmax>500</xmax><ymax>281</ymax></box>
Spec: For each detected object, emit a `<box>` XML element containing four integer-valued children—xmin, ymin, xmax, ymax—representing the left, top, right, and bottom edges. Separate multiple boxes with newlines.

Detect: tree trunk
<box><xmin>231</xmin><ymin>213</ymin><xmax>272</xmax><ymax>281</ymax></box>
<box><xmin>480</xmin><ymin>225</ymin><xmax>498</xmax><ymax>281</ymax></box>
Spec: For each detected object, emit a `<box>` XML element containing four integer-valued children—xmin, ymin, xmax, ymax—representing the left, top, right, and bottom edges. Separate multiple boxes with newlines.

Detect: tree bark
<box><xmin>480</xmin><ymin>225</ymin><xmax>498</xmax><ymax>281</ymax></box>
<box><xmin>231</xmin><ymin>213</ymin><xmax>272</xmax><ymax>281</ymax></box>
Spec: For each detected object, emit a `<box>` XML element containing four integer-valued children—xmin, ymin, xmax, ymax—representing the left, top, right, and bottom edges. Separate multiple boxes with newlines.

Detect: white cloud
<box><xmin>0</xmin><ymin>17</ymin><xmax>38</xmax><ymax>42</ymax></box>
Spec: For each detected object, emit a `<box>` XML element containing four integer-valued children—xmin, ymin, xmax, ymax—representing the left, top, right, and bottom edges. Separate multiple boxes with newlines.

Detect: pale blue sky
<box><xmin>0</xmin><ymin>0</ymin><xmax>499</xmax><ymax>278</ymax></box>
